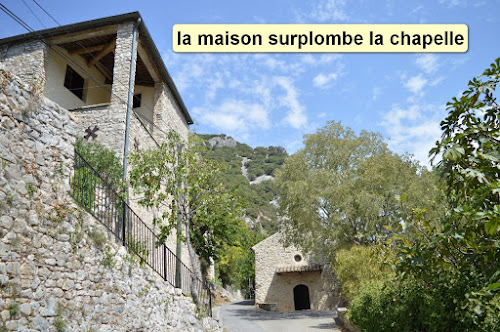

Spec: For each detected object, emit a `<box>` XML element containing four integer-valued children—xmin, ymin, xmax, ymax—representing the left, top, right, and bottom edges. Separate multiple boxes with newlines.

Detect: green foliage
<box><xmin>26</xmin><ymin>183</ymin><xmax>36</xmax><ymax>197</ymax></box>
<box><xmin>53</xmin><ymin>318</ymin><xmax>67</xmax><ymax>332</ymax></box>
<box><xmin>126</xmin><ymin>236</ymin><xmax>149</xmax><ymax>266</ymax></box>
<box><xmin>372</xmin><ymin>57</ymin><xmax>500</xmax><ymax>331</ymax></box>
<box><xmin>334</xmin><ymin>246</ymin><xmax>393</xmax><ymax>302</ymax></box>
<box><xmin>71</xmin><ymin>168</ymin><xmax>98</xmax><ymax>210</ymax></box>
<box><xmin>8</xmin><ymin>303</ymin><xmax>18</xmax><ymax>316</ymax></box>
<box><xmin>199</xmin><ymin>135</ymin><xmax>286</xmax><ymax>232</ymax></box>
<box><xmin>102</xmin><ymin>246</ymin><xmax>115</xmax><ymax>269</ymax></box>
<box><xmin>217</xmin><ymin>220</ymin><xmax>266</xmax><ymax>296</ymax></box>
<box><xmin>88</xmin><ymin>228</ymin><xmax>107</xmax><ymax>248</ymax></box>
<box><xmin>275</xmin><ymin>121</ymin><xmax>440</xmax><ymax>254</ymax></box>
<box><xmin>72</xmin><ymin>139</ymin><xmax>124</xmax><ymax>212</ymax></box>
<box><xmin>349</xmin><ymin>276</ymin><xmax>474</xmax><ymax>332</ymax></box>
<box><xmin>75</xmin><ymin>138</ymin><xmax>123</xmax><ymax>190</ymax></box>
<box><xmin>129</xmin><ymin>131</ymin><xmax>245</xmax><ymax>266</ymax></box>
<box><xmin>197</xmin><ymin>135</ymin><xmax>288</xmax><ymax>293</ymax></box>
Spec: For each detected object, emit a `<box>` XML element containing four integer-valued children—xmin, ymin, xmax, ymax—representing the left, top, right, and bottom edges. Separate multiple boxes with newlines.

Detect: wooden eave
<box><xmin>0</xmin><ymin>12</ymin><xmax>193</xmax><ymax>124</ymax></box>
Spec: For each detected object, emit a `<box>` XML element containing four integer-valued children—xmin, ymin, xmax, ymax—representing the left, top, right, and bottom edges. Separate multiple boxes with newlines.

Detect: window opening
<box><xmin>64</xmin><ymin>65</ymin><xmax>85</xmax><ymax>100</ymax></box>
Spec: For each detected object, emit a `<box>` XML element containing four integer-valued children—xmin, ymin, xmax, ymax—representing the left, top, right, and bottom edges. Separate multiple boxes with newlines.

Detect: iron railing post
<box><xmin>163</xmin><ymin>245</ymin><xmax>167</xmax><ymax>281</ymax></box>
<box><xmin>122</xmin><ymin>203</ymin><xmax>126</xmax><ymax>246</ymax></box>
<box><xmin>209</xmin><ymin>286</ymin><xmax>212</xmax><ymax>317</ymax></box>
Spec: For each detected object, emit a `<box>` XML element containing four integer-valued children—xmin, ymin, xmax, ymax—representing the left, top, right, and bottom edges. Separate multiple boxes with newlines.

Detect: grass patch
<box><xmin>53</xmin><ymin>318</ymin><xmax>67</xmax><ymax>332</ymax></box>
<box><xmin>8</xmin><ymin>303</ymin><xmax>18</xmax><ymax>316</ymax></box>
<box><xmin>88</xmin><ymin>228</ymin><xmax>107</xmax><ymax>248</ymax></box>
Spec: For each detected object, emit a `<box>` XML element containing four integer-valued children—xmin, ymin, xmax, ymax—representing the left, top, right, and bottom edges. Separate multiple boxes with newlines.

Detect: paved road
<box><xmin>216</xmin><ymin>300</ymin><xmax>341</xmax><ymax>332</ymax></box>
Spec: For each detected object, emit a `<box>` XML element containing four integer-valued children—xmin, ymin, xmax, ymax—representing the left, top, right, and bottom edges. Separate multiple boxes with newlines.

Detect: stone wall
<box><xmin>0</xmin><ymin>40</ymin><xmax>48</xmax><ymax>88</ymax></box>
<box><xmin>152</xmin><ymin>82</ymin><xmax>190</xmax><ymax>142</ymax></box>
<box><xmin>0</xmin><ymin>67</ymin><xmax>219</xmax><ymax>331</ymax></box>
<box><xmin>253</xmin><ymin>233</ymin><xmax>339</xmax><ymax>312</ymax></box>
<box><xmin>0</xmin><ymin>21</ymin><xmax>197</xmax><ymax>282</ymax></box>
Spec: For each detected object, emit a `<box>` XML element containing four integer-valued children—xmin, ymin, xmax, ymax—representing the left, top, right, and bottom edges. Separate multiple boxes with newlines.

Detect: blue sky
<box><xmin>1</xmin><ymin>0</ymin><xmax>499</xmax><ymax>165</ymax></box>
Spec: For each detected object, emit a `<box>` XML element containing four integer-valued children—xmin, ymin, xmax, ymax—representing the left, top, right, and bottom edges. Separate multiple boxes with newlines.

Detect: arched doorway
<box><xmin>293</xmin><ymin>284</ymin><xmax>310</xmax><ymax>310</ymax></box>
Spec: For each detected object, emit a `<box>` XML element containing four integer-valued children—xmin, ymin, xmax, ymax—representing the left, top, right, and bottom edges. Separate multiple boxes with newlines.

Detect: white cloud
<box><xmin>430</xmin><ymin>76</ymin><xmax>445</xmax><ymax>86</ymax></box>
<box><xmin>439</xmin><ymin>0</ymin><xmax>465</xmax><ymax>7</ymax></box>
<box><xmin>372</xmin><ymin>87</ymin><xmax>381</xmax><ymax>100</ymax></box>
<box><xmin>404</xmin><ymin>75</ymin><xmax>428</xmax><ymax>94</ymax></box>
<box><xmin>163</xmin><ymin>42</ymin><xmax>346</xmax><ymax>144</ymax></box>
<box><xmin>416</xmin><ymin>54</ymin><xmax>439</xmax><ymax>74</ymax></box>
<box><xmin>301</xmin><ymin>54</ymin><xmax>342</xmax><ymax>66</ymax></box>
<box><xmin>205</xmin><ymin>74</ymin><xmax>224</xmax><ymax>101</ymax></box>
<box><xmin>275</xmin><ymin>76</ymin><xmax>308</xmax><ymax>129</ymax></box>
<box><xmin>310</xmin><ymin>0</ymin><xmax>349</xmax><ymax>22</ymax></box>
<box><xmin>194</xmin><ymin>99</ymin><xmax>270</xmax><ymax>139</ymax></box>
<box><xmin>313</xmin><ymin>72</ymin><xmax>340</xmax><ymax>88</ymax></box>
<box><xmin>380</xmin><ymin>104</ymin><xmax>445</xmax><ymax>166</ymax></box>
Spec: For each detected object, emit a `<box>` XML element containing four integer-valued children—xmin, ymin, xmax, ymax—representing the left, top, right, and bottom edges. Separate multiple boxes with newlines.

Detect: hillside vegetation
<box><xmin>199</xmin><ymin>134</ymin><xmax>287</xmax><ymax>234</ymax></box>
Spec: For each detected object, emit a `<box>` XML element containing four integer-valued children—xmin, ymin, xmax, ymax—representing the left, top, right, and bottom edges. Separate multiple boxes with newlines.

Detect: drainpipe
<box><xmin>175</xmin><ymin>143</ymin><xmax>183</xmax><ymax>288</ymax></box>
<box><xmin>123</xmin><ymin>17</ymin><xmax>141</xmax><ymax>184</ymax></box>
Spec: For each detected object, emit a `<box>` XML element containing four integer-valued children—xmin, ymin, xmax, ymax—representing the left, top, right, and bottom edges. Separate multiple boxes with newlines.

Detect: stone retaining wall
<box><xmin>0</xmin><ymin>67</ymin><xmax>219</xmax><ymax>331</ymax></box>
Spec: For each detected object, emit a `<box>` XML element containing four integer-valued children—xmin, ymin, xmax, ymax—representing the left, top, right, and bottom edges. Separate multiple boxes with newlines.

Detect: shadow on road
<box><xmin>310</xmin><ymin>322</ymin><xmax>336</xmax><ymax>330</ymax></box>
<box><xmin>225</xmin><ymin>300</ymin><xmax>337</xmax><ymax>322</ymax></box>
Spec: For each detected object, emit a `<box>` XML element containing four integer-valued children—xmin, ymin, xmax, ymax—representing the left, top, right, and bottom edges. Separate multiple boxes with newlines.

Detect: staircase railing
<box><xmin>70</xmin><ymin>149</ymin><xmax>212</xmax><ymax>316</ymax></box>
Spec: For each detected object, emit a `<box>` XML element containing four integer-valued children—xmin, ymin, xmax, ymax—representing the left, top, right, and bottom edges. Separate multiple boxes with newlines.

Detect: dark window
<box><xmin>133</xmin><ymin>94</ymin><xmax>142</xmax><ymax>108</ymax></box>
<box><xmin>64</xmin><ymin>65</ymin><xmax>84</xmax><ymax>100</ymax></box>
<box><xmin>294</xmin><ymin>254</ymin><xmax>302</xmax><ymax>262</ymax></box>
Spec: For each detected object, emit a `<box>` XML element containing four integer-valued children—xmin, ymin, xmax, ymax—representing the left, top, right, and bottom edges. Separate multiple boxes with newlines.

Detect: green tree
<box><xmin>129</xmin><ymin>132</ymin><xmax>244</xmax><ymax>304</ymax></box>
<box><xmin>334</xmin><ymin>245</ymin><xmax>393</xmax><ymax>302</ymax></box>
<box><xmin>217</xmin><ymin>220</ymin><xmax>265</xmax><ymax>297</ymax></box>
<box><xmin>391</xmin><ymin>57</ymin><xmax>500</xmax><ymax>329</ymax></box>
<box><xmin>275</xmin><ymin>121</ymin><xmax>439</xmax><ymax>255</ymax></box>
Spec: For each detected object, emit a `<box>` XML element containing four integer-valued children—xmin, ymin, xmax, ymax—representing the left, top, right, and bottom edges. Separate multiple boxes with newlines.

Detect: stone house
<box><xmin>0</xmin><ymin>12</ymin><xmax>192</xmax><ymax>150</ymax></box>
<box><xmin>252</xmin><ymin>232</ymin><xmax>339</xmax><ymax>312</ymax></box>
<box><xmin>0</xmin><ymin>12</ymin><xmax>195</xmax><ymax>270</ymax></box>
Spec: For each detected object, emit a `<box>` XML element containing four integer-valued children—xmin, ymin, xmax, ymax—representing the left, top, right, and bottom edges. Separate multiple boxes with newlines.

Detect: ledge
<box><xmin>276</xmin><ymin>264</ymin><xmax>322</xmax><ymax>274</ymax></box>
<box><xmin>68</xmin><ymin>103</ymin><xmax>110</xmax><ymax>111</ymax></box>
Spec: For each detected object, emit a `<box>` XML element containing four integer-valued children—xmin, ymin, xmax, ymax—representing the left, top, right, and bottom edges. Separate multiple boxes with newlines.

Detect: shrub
<box><xmin>334</xmin><ymin>245</ymin><xmax>393</xmax><ymax>302</ymax></box>
<box><xmin>71</xmin><ymin>168</ymin><xmax>99</xmax><ymax>211</ymax></box>
<box><xmin>349</xmin><ymin>274</ymin><xmax>481</xmax><ymax>332</ymax></box>
<box><xmin>74</xmin><ymin>138</ymin><xmax>123</xmax><ymax>191</ymax></box>
<box><xmin>88</xmin><ymin>229</ymin><xmax>107</xmax><ymax>248</ymax></box>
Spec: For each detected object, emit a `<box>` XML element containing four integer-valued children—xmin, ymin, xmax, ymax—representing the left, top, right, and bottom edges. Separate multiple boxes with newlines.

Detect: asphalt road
<box><xmin>217</xmin><ymin>300</ymin><xmax>341</xmax><ymax>332</ymax></box>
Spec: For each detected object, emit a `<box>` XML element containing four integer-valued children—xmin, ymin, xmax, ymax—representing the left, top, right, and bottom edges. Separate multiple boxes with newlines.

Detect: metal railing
<box><xmin>70</xmin><ymin>149</ymin><xmax>212</xmax><ymax>316</ymax></box>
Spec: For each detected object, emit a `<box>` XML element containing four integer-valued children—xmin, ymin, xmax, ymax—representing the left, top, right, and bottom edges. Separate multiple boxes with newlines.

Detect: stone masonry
<box><xmin>252</xmin><ymin>233</ymin><xmax>340</xmax><ymax>312</ymax></box>
<box><xmin>0</xmin><ymin>67</ymin><xmax>220</xmax><ymax>331</ymax></box>
<box><xmin>0</xmin><ymin>14</ymin><xmax>200</xmax><ymax>294</ymax></box>
<box><xmin>0</xmin><ymin>40</ymin><xmax>48</xmax><ymax>89</ymax></box>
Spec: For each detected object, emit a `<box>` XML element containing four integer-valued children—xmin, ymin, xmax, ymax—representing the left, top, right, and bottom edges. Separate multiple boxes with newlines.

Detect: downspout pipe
<box><xmin>123</xmin><ymin>17</ymin><xmax>142</xmax><ymax>184</ymax></box>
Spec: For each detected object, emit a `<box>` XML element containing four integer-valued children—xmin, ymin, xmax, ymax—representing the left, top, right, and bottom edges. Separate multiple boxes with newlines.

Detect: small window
<box><xmin>294</xmin><ymin>254</ymin><xmax>302</xmax><ymax>262</ymax></box>
<box><xmin>64</xmin><ymin>65</ymin><xmax>85</xmax><ymax>100</ymax></box>
<box><xmin>133</xmin><ymin>94</ymin><xmax>142</xmax><ymax>108</ymax></box>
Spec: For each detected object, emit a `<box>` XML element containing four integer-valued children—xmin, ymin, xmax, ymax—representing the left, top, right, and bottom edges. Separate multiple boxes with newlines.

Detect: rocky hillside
<box><xmin>199</xmin><ymin>134</ymin><xmax>287</xmax><ymax>234</ymax></box>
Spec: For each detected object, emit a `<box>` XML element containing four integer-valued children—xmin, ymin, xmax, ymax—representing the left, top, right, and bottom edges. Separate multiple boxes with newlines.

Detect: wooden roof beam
<box><xmin>137</xmin><ymin>40</ymin><xmax>160</xmax><ymax>83</ymax></box>
<box><xmin>94</xmin><ymin>62</ymin><xmax>112</xmax><ymax>81</ymax></box>
<box><xmin>88</xmin><ymin>40</ymin><xmax>116</xmax><ymax>68</ymax></box>
<box><xmin>68</xmin><ymin>44</ymin><xmax>106</xmax><ymax>55</ymax></box>
<box><xmin>47</xmin><ymin>25</ymin><xmax>118</xmax><ymax>45</ymax></box>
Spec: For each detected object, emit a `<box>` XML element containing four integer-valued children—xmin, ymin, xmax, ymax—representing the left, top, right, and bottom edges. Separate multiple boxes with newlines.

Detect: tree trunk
<box><xmin>185</xmin><ymin>216</ymin><xmax>200</xmax><ymax>305</ymax></box>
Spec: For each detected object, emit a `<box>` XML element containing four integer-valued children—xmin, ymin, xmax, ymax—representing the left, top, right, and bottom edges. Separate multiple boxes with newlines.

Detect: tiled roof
<box><xmin>276</xmin><ymin>264</ymin><xmax>322</xmax><ymax>274</ymax></box>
